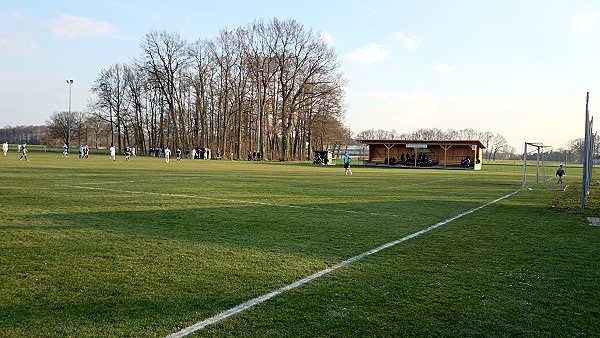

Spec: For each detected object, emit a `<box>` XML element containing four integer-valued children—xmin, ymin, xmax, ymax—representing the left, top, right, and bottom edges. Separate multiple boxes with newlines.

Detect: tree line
<box><xmin>44</xmin><ymin>18</ymin><xmax>350</xmax><ymax>161</ymax></box>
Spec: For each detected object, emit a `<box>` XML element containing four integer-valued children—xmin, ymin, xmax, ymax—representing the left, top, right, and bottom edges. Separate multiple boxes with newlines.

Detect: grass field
<box><xmin>1</xmin><ymin>152</ymin><xmax>599</xmax><ymax>337</ymax></box>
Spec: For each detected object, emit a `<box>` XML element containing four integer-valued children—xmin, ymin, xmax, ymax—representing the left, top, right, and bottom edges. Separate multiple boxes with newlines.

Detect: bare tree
<box><xmin>122</xmin><ymin>61</ymin><xmax>150</xmax><ymax>153</ymax></box>
<box><xmin>46</xmin><ymin>111</ymin><xmax>77</xmax><ymax>146</ymax></box>
<box><xmin>188</xmin><ymin>39</ymin><xmax>212</xmax><ymax>149</ymax></box>
<box><xmin>90</xmin><ymin>63</ymin><xmax>128</xmax><ymax>150</ymax></box>
<box><xmin>490</xmin><ymin>133</ymin><xmax>509</xmax><ymax>160</ymax></box>
<box><xmin>267</xmin><ymin>18</ymin><xmax>344</xmax><ymax>160</ymax></box>
<box><xmin>207</xmin><ymin>29</ymin><xmax>238</xmax><ymax>158</ymax></box>
<box><xmin>141</xmin><ymin>30</ymin><xmax>192</xmax><ymax>152</ymax></box>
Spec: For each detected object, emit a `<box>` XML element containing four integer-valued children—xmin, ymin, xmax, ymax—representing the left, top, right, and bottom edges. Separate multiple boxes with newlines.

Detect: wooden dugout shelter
<box><xmin>360</xmin><ymin>139</ymin><xmax>485</xmax><ymax>170</ymax></box>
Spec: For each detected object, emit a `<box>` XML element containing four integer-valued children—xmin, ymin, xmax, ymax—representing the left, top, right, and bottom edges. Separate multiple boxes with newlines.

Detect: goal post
<box><xmin>521</xmin><ymin>142</ymin><xmax>553</xmax><ymax>189</ymax></box>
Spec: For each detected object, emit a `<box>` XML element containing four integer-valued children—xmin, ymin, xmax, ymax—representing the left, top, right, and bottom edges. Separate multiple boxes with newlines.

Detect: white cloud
<box><xmin>0</xmin><ymin>12</ymin><xmax>25</xmax><ymax>25</ymax></box>
<box><xmin>572</xmin><ymin>7</ymin><xmax>599</xmax><ymax>35</ymax></box>
<box><xmin>345</xmin><ymin>43</ymin><xmax>390</xmax><ymax>64</ymax></box>
<box><xmin>46</xmin><ymin>11</ymin><xmax>115</xmax><ymax>38</ymax></box>
<box><xmin>434</xmin><ymin>63</ymin><xmax>457</xmax><ymax>73</ymax></box>
<box><xmin>321</xmin><ymin>32</ymin><xmax>334</xmax><ymax>44</ymax></box>
<box><xmin>0</xmin><ymin>32</ymin><xmax>38</xmax><ymax>57</ymax></box>
<box><xmin>393</xmin><ymin>32</ymin><xmax>422</xmax><ymax>49</ymax></box>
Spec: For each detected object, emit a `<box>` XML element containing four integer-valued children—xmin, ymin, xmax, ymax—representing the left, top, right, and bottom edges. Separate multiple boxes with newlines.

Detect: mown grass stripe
<box><xmin>55</xmin><ymin>184</ymin><xmax>405</xmax><ymax>218</ymax></box>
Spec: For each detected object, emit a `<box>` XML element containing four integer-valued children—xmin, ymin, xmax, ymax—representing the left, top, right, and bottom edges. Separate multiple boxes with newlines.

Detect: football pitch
<box><xmin>1</xmin><ymin>153</ymin><xmax>598</xmax><ymax>337</ymax></box>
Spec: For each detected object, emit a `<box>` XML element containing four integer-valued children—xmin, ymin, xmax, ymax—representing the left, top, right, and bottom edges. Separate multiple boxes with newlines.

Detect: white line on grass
<box><xmin>164</xmin><ymin>189</ymin><xmax>521</xmax><ymax>337</ymax></box>
<box><xmin>75</xmin><ymin>180</ymin><xmax>139</xmax><ymax>185</ymax></box>
<box><xmin>55</xmin><ymin>184</ymin><xmax>404</xmax><ymax>218</ymax></box>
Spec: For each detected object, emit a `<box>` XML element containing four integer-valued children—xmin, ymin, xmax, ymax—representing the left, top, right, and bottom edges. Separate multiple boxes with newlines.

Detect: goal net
<box><xmin>521</xmin><ymin>142</ymin><xmax>555</xmax><ymax>189</ymax></box>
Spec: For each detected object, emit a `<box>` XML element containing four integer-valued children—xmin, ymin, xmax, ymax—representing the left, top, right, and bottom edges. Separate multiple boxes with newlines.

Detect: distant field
<box><xmin>1</xmin><ymin>153</ymin><xmax>598</xmax><ymax>337</ymax></box>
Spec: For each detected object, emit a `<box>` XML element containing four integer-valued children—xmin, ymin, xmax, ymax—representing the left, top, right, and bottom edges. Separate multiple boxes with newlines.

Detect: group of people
<box><xmin>162</xmin><ymin>147</ymin><xmax>184</xmax><ymax>163</ymax></box>
<box><xmin>148</xmin><ymin>146</ymin><xmax>211</xmax><ymax>160</ymax></box>
<box><xmin>313</xmin><ymin>153</ymin><xmax>330</xmax><ymax>165</ymax></box>
<box><xmin>106</xmin><ymin>144</ymin><xmax>209</xmax><ymax>162</ymax></box>
<box><xmin>191</xmin><ymin>148</ymin><xmax>210</xmax><ymax>160</ymax></box>
<box><xmin>381</xmin><ymin>153</ymin><xmax>432</xmax><ymax>167</ymax></box>
<box><xmin>247</xmin><ymin>151</ymin><xmax>261</xmax><ymax>161</ymax></box>
<box><xmin>2</xmin><ymin>142</ymin><xmax>28</xmax><ymax>160</ymax></box>
<box><xmin>459</xmin><ymin>156</ymin><xmax>482</xmax><ymax>168</ymax></box>
<box><xmin>459</xmin><ymin>156</ymin><xmax>472</xmax><ymax>168</ymax></box>
<box><xmin>78</xmin><ymin>145</ymin><xmax>90</xmax><ymax>159</ymax></box>
<box><xmin>6</xmin><ymin>142</ymin><xmax>28</xmax><ymax>160</ymax></box>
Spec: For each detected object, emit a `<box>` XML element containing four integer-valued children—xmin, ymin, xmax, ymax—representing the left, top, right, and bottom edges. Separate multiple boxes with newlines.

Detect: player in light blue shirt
<box><xmin>343</xmin><ymin>152</ymin><xmax>352</xmax><ymax>176</ymax></box>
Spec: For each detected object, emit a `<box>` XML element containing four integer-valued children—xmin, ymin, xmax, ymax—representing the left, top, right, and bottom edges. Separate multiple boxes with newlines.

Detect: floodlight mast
<box><xmin>66</xmin><ymin>79</ymin><xmax>73</xmax><ymax>152</ymax></box>
<box><xmin>257</xmin><ymin>68</ymin><xmax>263</xmax><ymax>160</ymax></box>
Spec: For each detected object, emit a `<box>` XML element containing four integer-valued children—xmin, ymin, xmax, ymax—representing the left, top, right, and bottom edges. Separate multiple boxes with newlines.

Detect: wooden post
<box><xmin>384</xmin><ymin>144</ymin><xmax>394</xmax><ymax>165</ymax></box>
<box><xmin>441</xmin><ymin>145</ymin><xmax>452</xmax><ymax>168</ymax></box>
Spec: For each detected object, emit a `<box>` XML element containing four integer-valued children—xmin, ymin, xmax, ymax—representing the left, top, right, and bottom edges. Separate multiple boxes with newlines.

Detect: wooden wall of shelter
<box><xmin>360</xmin><ymin>140</ymin><xmax>485</xmax><ymax>170</ymax></box>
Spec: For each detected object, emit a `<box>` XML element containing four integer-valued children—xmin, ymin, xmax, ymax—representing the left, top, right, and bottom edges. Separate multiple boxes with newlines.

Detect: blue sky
<box><xmin>1</xmin><ymin>0</ymin><xmax>599</xmax><ymax>151</ymax></box>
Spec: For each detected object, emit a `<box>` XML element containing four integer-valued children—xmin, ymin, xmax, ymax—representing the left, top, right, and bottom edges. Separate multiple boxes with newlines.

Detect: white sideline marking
<box><xmin>55</xmin><ymin>184</ymin><xmax>405</xmax><ymax>218</ymax></box>
<box><xmin>164</xmin><ymin>190</ymin><xmax>520</xmax><ymax>337</ymax></box>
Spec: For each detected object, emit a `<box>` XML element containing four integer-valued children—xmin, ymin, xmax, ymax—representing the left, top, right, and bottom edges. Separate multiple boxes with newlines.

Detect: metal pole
<box><xmin>581</xmin><ymin>92</ymin><xmax>590</xmax><ymax>213</ymax></box>
<box><xmin>522</xmin><ymin>142</ymin><xmax>527</xmax><ymax>189</ymax></box>
<box><xmin>257</xmin><ymin>68</ymin><xmax>263</xmax><ymax>161</ymax></box>
<box><xmin>536</xmin><ymin>145</ymin><xmax>540</xmax><ymax>183</ymax></box>
<box><xmin>66</xmin><ymin>79</ymin><xmax>73</xmax><ymax>152</ymax></box>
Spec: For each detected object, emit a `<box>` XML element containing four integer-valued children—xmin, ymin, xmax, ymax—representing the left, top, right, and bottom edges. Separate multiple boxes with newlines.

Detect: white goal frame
<box><xmin>521</xmin><ymin>142</ymin><xmax>553</xmax><ymax>189</ymax></box>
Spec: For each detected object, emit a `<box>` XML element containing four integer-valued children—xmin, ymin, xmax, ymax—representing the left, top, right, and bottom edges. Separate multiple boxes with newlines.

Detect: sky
<box><xmin>1</xmin><ymin>0</ymin><xmax>599</xmax><ymax>152</ymax></box>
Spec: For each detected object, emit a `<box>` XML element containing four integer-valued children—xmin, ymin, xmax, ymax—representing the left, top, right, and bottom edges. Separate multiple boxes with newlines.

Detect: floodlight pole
<box><xmin>257</xmin><ymin>68</ymin><xmax>264</xmax><ymax>161</ymax></box>
<box><xmin>66</xmin><ymin>79</ymin><xmax>73</xmax><ymax>152</ymax></box>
